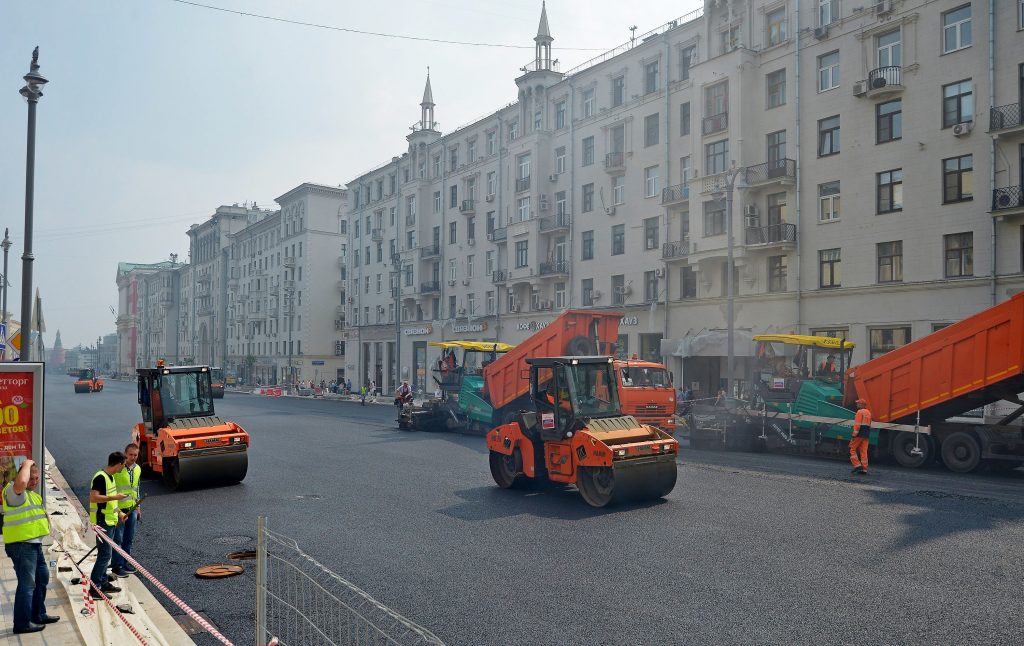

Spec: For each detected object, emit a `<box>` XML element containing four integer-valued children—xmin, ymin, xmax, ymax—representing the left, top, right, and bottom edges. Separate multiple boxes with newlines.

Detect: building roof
<box><xmin>421</xmin><ymin>72</ymin><xmax>434</xmax><ymax>105</ymax></box>
<box><xmin>536</xmin><ymin>1</ymin><xmax>551</xmax><ymax>39</ymax></box>
<box><xmin>275</xmin><ymin>182</ymin><xmax>347</xmax><ymax>205</ymax></box>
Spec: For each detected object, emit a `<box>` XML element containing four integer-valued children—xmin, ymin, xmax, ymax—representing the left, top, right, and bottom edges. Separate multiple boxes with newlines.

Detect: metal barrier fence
<box><xmin>256</xmin><ymin>517</ymin><xmax>445</xmax><ymax>646</ymax></box>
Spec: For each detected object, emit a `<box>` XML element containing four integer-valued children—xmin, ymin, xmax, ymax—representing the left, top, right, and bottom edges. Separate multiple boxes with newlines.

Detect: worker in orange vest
<box><xmin>850</xmin><ymin>399</ymin><xmax>872</xmax><ymax>475</ymax></box>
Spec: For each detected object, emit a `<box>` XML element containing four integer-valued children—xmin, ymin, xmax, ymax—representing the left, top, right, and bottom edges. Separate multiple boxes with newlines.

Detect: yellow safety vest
<box><xmin>88</xmin><ymin>470</ymin><xmax>118</xmax><ymax>526</ymax></box>
<box><xmin>114</xmin><ymin>463</ymin><xmax>141</xmax><ymax>510</ymax></box>
<box><xmin>1</xmin><ymin>482</ymin><xmax>49</xmax><ymax>543</ymax></box>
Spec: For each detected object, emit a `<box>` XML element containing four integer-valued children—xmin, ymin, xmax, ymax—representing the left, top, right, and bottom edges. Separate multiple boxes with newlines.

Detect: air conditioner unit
<box><xmin>874</xmin><ymin>0</ymin><xmax>892</xmax><ymax>15</ymax></box>
<box><xmin>605</xmin><ymin>206</ymin><xmax>617</xmax><ymax>216</ymax></box>
<box><xmin>484</xmin><ymin>194</ymin><xmax>495</xmax><ymax>203</ymax></box>
<box><xmin>870</xmin><ymin>76</ymin><xmax>888</xmax><ymax>90</ymax></box>
<box><xmin>744</xmin><ymin>204</ymin><xmax>759</xmax><ymax>217</ymax></box>
<box><xmin>745</xmin><ymin>215</ymin><xmax>761</xmax><ymax>228</ymax></box>
<box><xmin>467</xmin><ymin>238</ymin><xmax>476</xmax><ymax>246</ymax></box>
<box><xmin>813</xmin><ymin>26</ymin><xmax>829</xmax><ymax>39</ymax></box>
<box><xmin>616</xmin><ymin>285</ymin><xmax>632</xmax><ymax>296</ymax></box>
<box><xmin>509</xmin><ymin>304</ymin><xmax>520</xmax><ymax>313</ymax></box>
<box><xmin>995</xmin><ymin>193</ymin><xmax>1014</xmax><ymax>208</ymax></box>
<box><xmin>654</xmin><ymin>268</ymin><xmax>665</xmax><ymax>278</ymax></box>
<box><xmin>462</xmin><ymin>279</ymin><xmax>470</xmax><ymax>286</ymax></box>
<box><xmin>448</xmin><ymin>280</ymin><xmax>457</xmax><ymax>287</ymax></box>
<box><xmin>952</xmin><ymin>122</ymin><xmax>973</xmax><ymax>137</ymax></box>
<box><xmin>852</xmin><ymin>80</ymin><xmax>868</xmax><ymax>97</ymax></box>
<box><xmin>486</xmin><ymin>233</ymin><xmax>494</xmax><ymax>241</ymax></box>
<box><xmin>592</xmin><ymin>290</ymin><xmax>602</xmax><ymax>300</ymax></box>
<box><xmin>549</xmin><ymin>174</ymin><xmax>558</xmax><ymax>182</ymax></box>
<box><xmin>458</xmin><ymin>308</ymin><xmax>467</xmax><ymax>315</ymax></box>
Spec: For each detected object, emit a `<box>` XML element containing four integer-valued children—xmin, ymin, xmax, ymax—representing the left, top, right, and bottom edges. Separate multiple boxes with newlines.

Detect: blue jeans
<box><xmin>111</xmin><ymin>510</ymin><xmax>137</xmax><ymax>571</ymax></box>
<box><xmin>4</xmin><ymin>541</ymin><xmax>48</xmax><ymax>629</ymax></box>
<box><xmin>90</xmin><ymin>523</ymin><xmax>114</xmax><ymax>587</ymax></box>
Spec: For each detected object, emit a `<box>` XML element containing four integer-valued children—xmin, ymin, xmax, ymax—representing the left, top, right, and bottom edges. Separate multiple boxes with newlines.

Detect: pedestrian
<box><xmin>850</xmin><ymin>398</ymin><xmax>872</xmax><ymax>475</ymax></box>
<box><xmin>369</xmin><ymin>379</ymin><xmax>376</xmax><ymax>397</ymax></box>
<box><xmin>111</xmin><ymin>443</ymin><xmax>142</xmax><ymax>578</ymax></box>
<box><xmin>360</xmin><ymin>384</ymin><xmax>367</xmax><ymax>406</ymax></box>
<box><xmin>2</xmin><ymin>459</ymin><xmax>60</xmax><ymax>634</ymax></box>
<box><xmin>89</xmin><ymin>452</ymin><xmax>128</xmax><ymax>599</ymax></box>
<box><xmin>346</xmin><ymin>378</ymin><xmax>353</xmax><ymax>394</ymax></box>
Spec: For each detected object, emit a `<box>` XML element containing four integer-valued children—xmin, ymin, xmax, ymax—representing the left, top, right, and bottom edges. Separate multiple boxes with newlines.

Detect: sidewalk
<box><xmin>1</xmin><ymin>451</ymin><xmax>195</xmax><ymax>645</ymax></box>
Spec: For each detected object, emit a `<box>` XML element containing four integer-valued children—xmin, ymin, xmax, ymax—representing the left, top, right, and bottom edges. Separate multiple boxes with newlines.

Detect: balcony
<box><xmin>515</xmin><ymin>177</ymin><xmax>531</xmax><ymax>193</ymax></box>
<box><xmin>989</xmin><ymin>103</ymin><xmax>1023</xmax><ymax>136</ymax></box>
<box><xmin>702</xmin><ymin>112</ymin><xmax>728</xmax><ymax>136</ymax></box>
<box><xmin>701</xmin><ymin>173</ymin><xmax>727</xmax><ymax>194</ymax></box>
<box><xmin>460</xmin><ymin>199</ymin><xmax>476</xmax><ymax>215</ymax></box>
<box><xmin>866</xmin><ymin>66</ymin><xmax>903</xmax><ymax>99</ymax></box>
<box><xmin>539</xmin><ymin>213</ymin><xmax>571</xmax><ymax>233</ymax></box>
<box><xmin>419</xmin><ymin>243</ymin><xmax>441</xmax><ymax>259</ymax></box>
<box><xmin>662</xmin><ymin>239</ymin><xmax>691</xmax><ymax>262</ymax></box>
<box><xmin>604</xmin><ymin>152</ymin><xmax>625</xmax><ymax>173</ymax></box>
<box><xmin>336</xmin><ymin>305</ymin><xmax>346</xmax><ymax>316</ymax></box>
<box><xmin>991</xmin><ymin>186</ymin><xmax>1024</xmax><ymax>218</ymax></box>
<box><xmin>744</xmin><ymin>223</ymin><xmax>797</xmax><ymax>249</ymax></box>
<box><xmin>519</xmin><ymin>58</ymin><xmax>561</xmax><ymax>75</ymax></box>
<box><xmin>492</xmin><ymin>270</ymin><xmax>508</xmax><ymax>284</ymax></box>
<box><xmin>662</xmin><ymin>184</ymin><xmax>690</xmax><ymax>205</ymax></box>
<box><xmin>745</xmin><ymin>158</ymin><xmax>796</xmax><ymax>187</ymax></box>
<box><xmin>370</xmin><ymin>229</ymin><xmax>383</xmax><ymax>242</ymax></box>
<box><xmin>420</xmin><ymin>280</ymin><xmax>441</xmax><ymax>294</ymax></box>
<box><xmin>489</xmin><ymin>227</ymin><xmax>508</xmax><ymax>243</ymax></box>
<box><xmin>538</xmin><ymin>260</ymin><xmax>570</xmax><ymax>277</ymax></box>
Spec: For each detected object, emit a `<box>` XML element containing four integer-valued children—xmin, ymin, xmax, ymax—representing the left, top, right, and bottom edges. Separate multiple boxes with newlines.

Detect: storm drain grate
<box><xmin>213</xmin><ymin>535</ymin><xmax>252</xmax><ymax>545</ymax></box>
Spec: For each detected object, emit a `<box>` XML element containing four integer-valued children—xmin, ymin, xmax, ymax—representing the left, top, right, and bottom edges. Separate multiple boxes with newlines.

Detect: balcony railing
<box><xmin>370</xmin><ymin>228</ymin><xmax>383</xmax><ymax>242</ymax></box>
<box><xmin>539</xmin><ymin>260</ymin><xmax>570</xmax><ymax>276</ymax></box>
<box><xmin>520</xmin><ymin>58</ymin><xmax>561</xmax><ymax>74</ymax></box>
<box><xmin>989</xmin><ymin>103</ymin><xmax>1023</xmax><ymax>132</ymax></box>
<box><xmin>662</xmin><ymin>239</ymin><xmax>690</xmax><ymax>260</ymax></box>
<box><xmin>867</xmin><ymin>66</ymin><xmax>902</xmax><ymax>93</ymax></box>
<box><xmin>745</xmin><ymin>158</ymin><xmax>796</xmax><ymax>185</ymax></box>
<box><xmin>419</xmin><ymin>243</ymin><xmax>441</xmax><ymax>259</ymax></box>
<box><xmin>492</xmin><ymin>270</ymin><xmax>508</xmax><ymax>284</ymax></box>
<box><xmin>539</xmin><ymin>213</ymin><xmax>571</xmax><ymax>232</ymax></box>
<box><xmin>604</xmin><ymin>151</ymin><xmax>625</xmax><ymax>171</ymax></box>
<box><xmin>515</xmin><ymin>177</ymin><xmax>531</xmax><ymax>192</ymax></box>
<box><xmin>662</xmin><ymin>184</ymin><xmax>690</xmax><ymax>204</ymax></box>
<box><xmin>420</xmin><ymin>280</ymin><xmax>441</xmax><ymax>294</ymax></box>
<box><xmin>460</xmin><ymin>199</ymin><xmax>475</xmax><ymax>214</ymax></box>
<box><xmin>745</xmin><ymin>223</ymin><xmax>797</xmax><ymax>246</ymax></box>
<box><xmin>702</xmin><ymin>112</ymin><xmax>728</xmax><ymax>136</ymax></box>
<box><xmin>489</xmin><ymin>227</ymin><xmax>508</xmax><ymax>242</ymax></box>
<box><xmin>992</xmin><ymin>186</ymin><xmax>1024</xmax><ymax>212</ymax></box>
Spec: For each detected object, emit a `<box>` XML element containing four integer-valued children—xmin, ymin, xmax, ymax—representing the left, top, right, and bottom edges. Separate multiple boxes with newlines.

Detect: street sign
<box><xmin>0</xmin><ymin>322</ymin><xmax>6</xmax><ymax>350</ymax></box>
<box><xmin>8</xmin><ymin>329</ymin><xmax>20</xmax><ymax>353</ymax></box>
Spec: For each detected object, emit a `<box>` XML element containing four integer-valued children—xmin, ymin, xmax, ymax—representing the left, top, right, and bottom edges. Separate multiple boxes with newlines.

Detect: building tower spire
<box><xmin>420</xmin><ymin>67</ymin><xmax>435</xmax><ymax>131</ymax></box>
<box><xmin>534</xmin><ymin>1</ymin><xmax>553</xmax><ymax>71</ymax></box>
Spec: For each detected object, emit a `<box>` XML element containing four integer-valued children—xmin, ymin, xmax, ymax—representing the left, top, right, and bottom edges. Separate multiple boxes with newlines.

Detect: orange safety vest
<box><xmin>854</xmin><ymin>408</ymin><xmax>872</xmax><ymax>435</ymax></box>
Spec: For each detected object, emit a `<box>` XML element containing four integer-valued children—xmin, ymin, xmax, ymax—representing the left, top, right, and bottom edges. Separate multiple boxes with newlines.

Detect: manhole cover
<box><xmin>227</xmin><ymin>549</ymin><xmax>257</xmax><ymax>560</ymax></box>
<box><xmin>213</xmin><ymin>535</ymin><xmax>252</xmax><ymax>545</ymax></box>
<box><xmin>196</xmin><ymin>564</ymin><xmax>245</xmax><ymax>579</ymax></box>
<box><xmin>294</xmin><ymin>494</ymin><xmax>324</xmax><ymax>500</ymax></box>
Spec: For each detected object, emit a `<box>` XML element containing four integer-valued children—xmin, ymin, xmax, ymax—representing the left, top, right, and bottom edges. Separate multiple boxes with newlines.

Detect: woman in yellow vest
<box><xmin>2</xmin><ymin>459</ymin><xmax>60</xmax><ymax>634</ymax></box>
<box><xmin>88</xmin><ymin>452</ymin><xmax>128</xmax><ymax>599</ymax></box>
<box><xmin>111</xmin><ymin>443</ymin><xmax>142</xmax><ymax>577</ymax></box>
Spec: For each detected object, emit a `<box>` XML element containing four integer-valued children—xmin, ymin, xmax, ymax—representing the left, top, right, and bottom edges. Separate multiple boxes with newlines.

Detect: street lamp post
<box><xmin>2</xmin><ymin>228</ymin><xmax>11</xmax><ymax>332</ymax></box>
<box><xmin>717</xmin><ymin>165</ymin><xmax>745</xmax><ymax>398</ymax></box>
<box><xmin>390</xmin><ymin>254</ymin><xmax>403</xmax><ymax>394</ymax></box>
<box><xmin>284</xmin><ymin>257</ymin><xmax>295</xmax><ymax>389</ymax></box>
<box><xmin>18</xmin><ymin>47</ymin><xmax>47</xmax><ymax>362</ymax></box>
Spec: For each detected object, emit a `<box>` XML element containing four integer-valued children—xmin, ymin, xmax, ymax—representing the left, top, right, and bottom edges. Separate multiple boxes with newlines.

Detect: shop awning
<box><xmin>660</xmin><ymin>329</ymin><xmax>755</xmax><ymax>358</ymax></box>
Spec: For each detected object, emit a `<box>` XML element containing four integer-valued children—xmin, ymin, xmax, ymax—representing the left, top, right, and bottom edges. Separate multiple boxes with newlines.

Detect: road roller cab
<box><xmin>133</xmin><ymin>363</ymin><xmax>249</xmax><ymax>490</ymax></box>
<box><xmin>486</xmin><ymin>356</ymin><xmax>678</xmax><ymax>507</ymax></box>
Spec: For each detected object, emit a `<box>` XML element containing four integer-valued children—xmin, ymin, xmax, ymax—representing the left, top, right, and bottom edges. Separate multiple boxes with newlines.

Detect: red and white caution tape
<box><xmin>92</xmin><ymin>525</ymin><xmax>235</xmax><ymax>646</ymax></box>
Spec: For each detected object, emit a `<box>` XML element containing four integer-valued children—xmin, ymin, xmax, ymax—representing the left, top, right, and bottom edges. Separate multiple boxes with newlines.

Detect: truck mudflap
<box><xmin>173</xmin><ymin>446</ymin><xmax>248</xmax><ymax>489</ymax></box>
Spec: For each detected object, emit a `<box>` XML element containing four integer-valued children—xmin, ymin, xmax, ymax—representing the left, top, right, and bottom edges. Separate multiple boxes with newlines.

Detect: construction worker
<box><xmin>89</xmin><ymin>452</ymin><xmax>128</xmax><ymax>599</ymax></box>
<box><xmin>850</xmin><ymin>399</ymin><xmax>872</xmax><ymax>475</ymax></box>
<box><xmin>110</xmin><ymin>443</ymin><xmax>142</xmax><ymax>578</ymax></box>
<box><xmin>2</xmin><ymin>459</ymin><xmax>60</xmax><ymax>634</ymax></box>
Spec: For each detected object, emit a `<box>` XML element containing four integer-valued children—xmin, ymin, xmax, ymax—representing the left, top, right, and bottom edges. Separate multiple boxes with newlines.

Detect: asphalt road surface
<box><xmin>46</xmin><ymin>372</ymin><xmax>1024</xmax><ymax>646</ymax></box>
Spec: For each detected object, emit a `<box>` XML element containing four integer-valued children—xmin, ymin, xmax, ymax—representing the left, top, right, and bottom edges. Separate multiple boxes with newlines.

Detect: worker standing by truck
<box><xmin>110</xmin><ymin>443</ymin><xmax>142</xmax><ymax>578</ymax></box>
<box><xmin>89</xmin><ymin>452</ymin><xmax>127</xmax><ymax>599</ymax></box>
<box><xmin>850</xmin><ymin>399</ymin><xmax>872</xmax><ymax>475</ymax></box>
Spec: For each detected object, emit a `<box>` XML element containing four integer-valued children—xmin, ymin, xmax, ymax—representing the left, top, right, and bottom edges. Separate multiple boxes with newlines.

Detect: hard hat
<box><xmin>856</xmin><ymin>398</ymin><xmax>867</xmax><ymax>405</ymax></box>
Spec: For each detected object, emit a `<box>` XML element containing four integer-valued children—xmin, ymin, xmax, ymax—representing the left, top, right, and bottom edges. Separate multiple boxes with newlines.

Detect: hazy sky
<box><xmin>0</xmin><ymin>0</ymin><xmax>702</xmax><ymax>349</ymax></box>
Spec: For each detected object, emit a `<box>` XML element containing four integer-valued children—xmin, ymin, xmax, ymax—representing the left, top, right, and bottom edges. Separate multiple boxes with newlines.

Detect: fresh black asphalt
<box><xmin>45</xmin><ymin>372</ymin><xmax>1024</xmax><ymax>645</ymax></box>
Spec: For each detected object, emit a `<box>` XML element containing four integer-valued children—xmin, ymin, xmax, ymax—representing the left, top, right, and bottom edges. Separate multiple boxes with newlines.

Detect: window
<box><xmin>611</xmin><ymin>275</ymin><xmax>625</xmax><ymax>306</ymax></box>
<box><xmin>515</xmin><ymin>240</ymin><xmax>529</xmax><ymax>268</ymax></box>
<box><xmin>705</xmin><ymin>81</ymin><xmax>728</xmax><ymax>117</ymax></box>
<box><xmin>582</xmin><ymin>137</ymin><xmax>595</xmax><ymax>166</ymax></box>
<box><xmin>819</xmin><ymin>181</ymin><xmax>841</xmax><ymax>222</ymax></box>
<box><xmin>485</xmin><ymin>250</ymin><xmax>494</xmax><ymax>276</ymax></box>
<box><xmin>680</xmin><ymin>156</ymin><xmax>691</xmax><ymax>183</ymax></box>
<box><xmin>448</xmin><ymin>259</ymin><xmax>457</xmax><ymax>282</ymax></box>
<box><xmin>449</xmin><ymin>221</ymin><xmax>457</xmax><ymax>245</ymax></box>
<box><xmin>486</xmin><ymin>291</ymin><xmax>495</xmax><ymax>314</ymax></box>
<box><xmin>644</xmin><ymin>60</ymin><xmax>659</xmax><ymax>93</ymax></box>
<box><xmin>766</xmin><ymin>7</ymin><xmax>787</xmax><ymax>47</ymax></box>
<box><xmin>644</xmin><ymin>217</ymin><xmax>659</xmax><ymax>250</ymax></box>
<box><xmin>644</xmin><ymin>271</ymin><xmax>659</xmax><ymax>302</ymax></box>
<box><xmin>517</xmin><ymin>197</ymin><xmax>531</xmax><ymax>222</ymax></box>
<box><xmin>870</xmin><ymin>327</ymin><xmax>911</xmax><ymax>360</ymax></box>
<box><xmin>467</xmin><ymin>293</ymin><xmax>476</xmax><ymax>315</ymax></box>
<box><xmin>680</xmin><ymin>267</ymin><xmax>697</xmax><ymax>299</ymax></box>
<box><xmin>449</xmin><ymin>295</ymin><xmax>457</xmax><ymax>318</ymax></box>
<box><xmin>819</xmin><ymin>248</ymin><xmax>841</xmax><ymax>288</ymax></box>
<box><xmin>766</xmin><ymin>130</ymin><xmax>786</xmax><ymax>165</ymax></box>
<box><xmin>555</xmin><ymin>147</ymin><xmax>566</xmax><ymax>174</ymax></box>
<box><xmin>877</xmin><ymin>241</ymin><xmax>903</xmax><ymax>283</ymax></box>
<box><xmin>508</xmin><ymin>120</ymin><xmax>519</xmax><ymax>140</ymax></box>
<box><xmin>942</xmin><ymin>80</ymin><xmax>973</xmax><ymax>127</ymax></box>
<box><xmin>705</xmin><ymin>140</ymin><xmax>729</xmax><ymax>175</ymax></box>
<box><xmin>644</xmin><ymin>166</ymin><xmax>659</xmax><ymax>198</ymax></box>
<box><xmin>876</xmin><ymin>30</ymin><xmax>901</xmax><ymax>68</ymax></box>
<box><xmin>680</xmin><ymin>45</ymin><xmax>696</xmax><ymax>80</ymax></box>
<box><xmin>766</xmin><ymin>69</ymin><xmax>786</xmax><ymax>108</ymax></box>
<box><xmin>581</xmin><ymin>278</ymin><xmax>594</xmax><ymax>306</ymax></box>
<box><xmin>582</xmin><ymin>89</ymin><xmax>595</xmax><ymax>117</ymax></box>
<box><xmin>680</xmin><ymin>102</ymin><xmax>691</xmax><ymax>135</ymax></box>
<box><xmin>644</xmin><ymin>113</ymin><xmax>660</xmax><ymax>146</ymax></box>
<box><xmin>449</xmin><ymin>147</ymin><xmax>459</xmax><ymax>172</ymax></box>
<box><xmin>944</xmin><ymin>232</ymin><xmax>973</xmax><ymax>277</ymax></box>
<box><xmin>819</xmin><ymin>0</ymin><xmax>837</xmax><ymax>26</ymax></box>
<box><xmin>555</xmin><ymin>101</ymin><xmax>566</xmax><ymax>129</ymax></box>
<box><xmin>943</xmin><ymin>155</ymin><xmax>973</xmax><ymax>203</ymax></box>
<box><xmin>581</xmin><ymin>230</ymin><xmax>594</xmax><ymax>260</ymax></box>
<box><xmin>534</xmin><ymin>110</ymin><xmax>542</xmax><ymax>131</ymax></box>
<box><xmin>431</xmin><ymin>155</ymin><xmax>441</xmax><ymax>178</ymax></box>
<box><xmin>449</xmin><ymin>185</ymin><xmax>458</xmax><ymax>209</ymax></box>
<box><xmin>517</xmin><ymin>153</ymin><xmax>531</xmax><ymax>180</ymax></box>
<box><xmin>612</xmin><ymin>224</ymin><xmax>625</xmax><ymax>255</ymax></box>
<box><xmin>487</xmin><ymin>171</ymin><xmax>496</xmax><ymax>197</ymax></box>
<box><xmin>876</xmin><ymin>99</ymin><xmax>902</xmax><ymax>143</ymax></box>
<box><xmin>942</xmin><ymin>5</ymin><xmax>972</xmax><ymax>53</ymax></box>
<box><xmin>818</xmin><ymin>51</ymin><xmax>839</xmax><ymax>91</ymax></box>
<box><xmin>582</xmin><ymin>184</ymin><xmax>595</xmax><ymax>213</ymax></box>
<box><xmin>768</xmin><ymin>255</ymin><xmax>787</xmax><ymax>292</ymax></box>
<box><xmin>720</xmin><ymin>25</ymin><xmax>740</xmax><ymax>54</ymax></box>
<box><xmin>467</xmin><ymin>217</ymin><xmax>475</xmax><ymax>241</ymax></box>
<box><xmin>611</xmin><ymin>76</ymin><xmax>625</xmax><ymax>107</ymax></box>
<box><xmin>877</xmin><ymin>169</ymin><xmax>903</xmax><ymax>214</ymax></box>
<box><xmin>704</xmin><ymin>200</ymin><xmax>726</xmax><ymax>236</ymax></box>
<box><xmin>467</xmin><ymin>140</ymin><xmax>476</xmax><ymax>163</ymax></box>
<box><xmin>486</xmin><ymin>131</ymin><xmax>496</xmax><ymax>155</ymax></box>
<box><xmin>612</xmin><ymin>175</ymin><xmax>625</xmax><ymax>205</ymax></box>
<box><xmin>555</xmin><ymin>191</ymin><xmax>567</xmax><ymax>216</ymax></box>
<box><xmin>818</xmin><ymin>115</ymin><xmax>840</xmax><ymax>156</ymax></box>
<box><xmin>1020</xmin><ymin>0</ymin><xmax>1024</xmax><ymax>30</ymax></box>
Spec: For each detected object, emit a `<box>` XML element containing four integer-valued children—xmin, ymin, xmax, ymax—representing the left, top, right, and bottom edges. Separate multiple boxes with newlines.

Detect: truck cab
<box><xmin>614</xmin><ymin>358</ymin><xmax>675</xmax><ymax>433</ymax></box>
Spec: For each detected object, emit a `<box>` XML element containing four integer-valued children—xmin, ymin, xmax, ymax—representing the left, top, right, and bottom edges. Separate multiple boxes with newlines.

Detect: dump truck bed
<box><xmin>844</xmin><ymin>292</ymin><xmax>1024</xmax><ymax>423</ymax></box>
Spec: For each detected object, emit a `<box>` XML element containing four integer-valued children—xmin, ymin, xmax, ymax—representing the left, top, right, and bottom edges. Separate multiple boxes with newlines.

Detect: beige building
<box><xmin>115</xmin><ymin>259</ymin><xmax>183</xmax><ymax>372</ymax></box>
<box><xmin>343</xmin><ymin>0</ymin><xmax>1024</xmax><ymax>397</ymax></box>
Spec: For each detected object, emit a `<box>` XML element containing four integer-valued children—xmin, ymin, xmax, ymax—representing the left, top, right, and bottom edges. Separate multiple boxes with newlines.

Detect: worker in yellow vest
<box><xmin>88</xmin><ymin>452</ymin><xmax>127</xmax><ymax>599</ymax></box>
<box><xmin>2</xmin><ymin>459</ymin><xmax>60</xmax><ymax>634</ymax></box>
<box><xmin>111</xmin><ymin>443</ymin><xmax>142</xmax><ymax>578</ymax></box>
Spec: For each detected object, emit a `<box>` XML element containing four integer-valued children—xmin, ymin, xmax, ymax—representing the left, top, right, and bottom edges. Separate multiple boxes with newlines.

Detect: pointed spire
<box><xmin>536</xmin><ymin>1</ymin><xmax>551</xmax><ymax>40</ymax></box>
<box><xmin>421</xmin><ymin>67</ymin><xmax>434</xmax><ymax>106</ymax></box>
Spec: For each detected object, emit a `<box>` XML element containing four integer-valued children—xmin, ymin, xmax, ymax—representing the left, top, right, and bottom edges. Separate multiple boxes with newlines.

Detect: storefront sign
<box><xmin>311</xmin><ymin>360</ymin><xmax>325</xmax><ymax>366</ymax></box>
<box><xmin>404</xmin><ymin>326</ymin><xmax>433</xmax><ymax>336</ymax></box>
<box><xmin>452</xmin><ymin>322</ymin><xmax>488</xmax><ymax>333</ymax></box>
<box><xmin>0</xmin><ymin>364</ymin><xmax>44</xmax><ymax>491</ymax></box>
<box><xmin>620</xmin><ymin>316</ymin><xmax>640</xmax><ymax>326</ymax></box>
<box><xmin>516</xmin><ymin>321</ymin><xmax>549</xmax><ymax>332</ymax></box>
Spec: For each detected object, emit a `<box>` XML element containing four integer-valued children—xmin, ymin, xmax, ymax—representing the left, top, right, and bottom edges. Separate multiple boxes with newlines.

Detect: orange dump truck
<box><xmin>844</xmin><ymin>292</ymin><xmax>1024</xmax><ymax>472</ymax></box>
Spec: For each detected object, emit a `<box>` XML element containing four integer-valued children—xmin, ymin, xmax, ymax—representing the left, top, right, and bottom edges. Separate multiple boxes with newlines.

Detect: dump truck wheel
<box><xmin>941</xmin><ymin>432</ymin><xmax>981</xmax><ymax>473</ymax></box>
<box><xmin>576</xmin><ymin>466</ymin><xmax>616</xmax><ymax>508</ymax></box>
<box><xmin>163</xmin><ymin>458</ymin><xmax>181</xmax><ymax>490</ymax></box>
<box><xmin>489</xmin><ymin>450</ymin><xmax>524</xmax><ymax>489</ymax></box>
<box><xmin>890</xmin><ymin>431</ymin><xmax>933</xmax><ymax>469</ymax></box>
